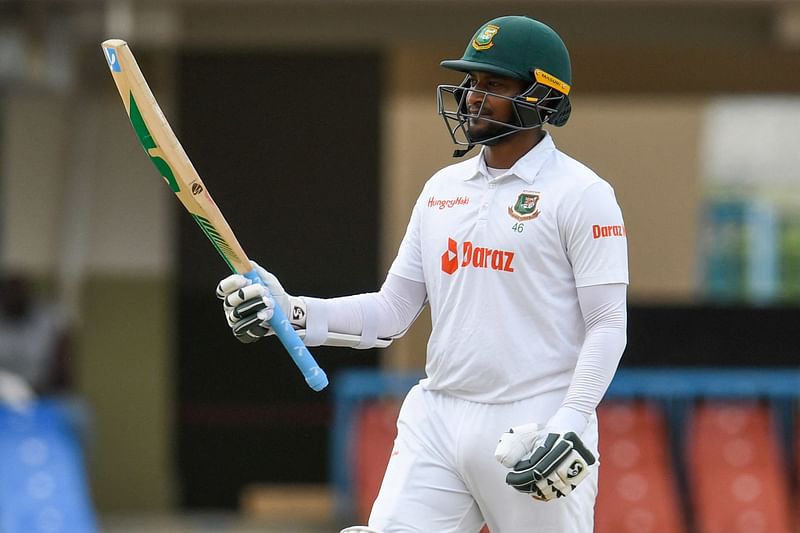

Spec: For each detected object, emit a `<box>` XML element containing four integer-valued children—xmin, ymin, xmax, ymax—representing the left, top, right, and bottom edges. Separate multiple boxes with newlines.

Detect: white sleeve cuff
<box><xmin>354</xmin><ymin>297</ymin><xmax>379</xmax><ymax>349</ymax></box>
<box><xmin>546</xmin><ymin>406</ymin><xmax>590</xmax><ymax>437</ymax></box>
<box><xmin>301</xmin><ymin>297</ymin><xmax>329</xmax><ymax>347</ymax></box>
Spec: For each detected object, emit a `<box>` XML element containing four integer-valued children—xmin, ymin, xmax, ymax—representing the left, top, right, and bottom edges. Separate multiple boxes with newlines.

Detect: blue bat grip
<box><xmin>244</xmin><ymin>269</ymin><xmax>328</xmax><ymax>391</ymax></box>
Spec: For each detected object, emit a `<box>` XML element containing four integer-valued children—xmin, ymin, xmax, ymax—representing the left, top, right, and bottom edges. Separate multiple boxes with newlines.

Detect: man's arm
<box><xmin>545</xmin><ymin>282</ymin><xmax>627</xmax><ymax>435</ymax></box>
<box><xmin>495</xmin><ymin>282</ymin><xmax>626</xmax><ymax>501</ymax></box>
<box><xmin>302</xmin><ymin>273</ymin><xmax>428</xmax><ymax>348</ymax></box>
<box><xmin>218</xmin><ymin>270</ymin><xmax>427</xmax><ymax>349</ymax></box>
<box><xmin>218</xmin><ymin>184</ymin><xmax>429</xmax><ymax>348</ymax></box>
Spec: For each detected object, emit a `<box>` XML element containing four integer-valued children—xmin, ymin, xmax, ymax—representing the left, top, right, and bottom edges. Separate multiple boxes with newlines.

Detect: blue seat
<box><xmin>0</xmin><ymin>401</ymin><xmax>97</xmax><ymax>533</ymax></box>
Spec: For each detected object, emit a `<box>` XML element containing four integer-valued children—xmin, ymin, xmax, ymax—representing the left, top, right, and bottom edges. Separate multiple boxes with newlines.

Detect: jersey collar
<box><xmin>467</xmin><ymin>131</ymin><xmax>556</xmax><ymax>184</ymax></box>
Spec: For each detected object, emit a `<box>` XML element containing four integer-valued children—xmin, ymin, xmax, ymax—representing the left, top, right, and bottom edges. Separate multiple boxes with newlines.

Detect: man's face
<box><xmin>464</xmin><ymin>71</ymin><xmax>527</xmax><ymax>143</ymax></box>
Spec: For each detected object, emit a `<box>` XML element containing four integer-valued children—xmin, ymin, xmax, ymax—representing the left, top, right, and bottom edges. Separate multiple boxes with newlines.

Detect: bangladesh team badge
<box><xmin>472</xmin><ymin>24</ymin><xmax>500</xmax><ymax>50</ymax></box>
<box><xmin>508</xmin><ymin>191</ymin><xmax>541</xmax><ymax>221</ymax></box>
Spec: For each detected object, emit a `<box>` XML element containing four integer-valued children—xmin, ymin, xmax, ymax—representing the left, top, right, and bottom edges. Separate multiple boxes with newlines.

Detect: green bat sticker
<box><xmin>128</xmin><ymin>92</ymin><xmax>180</xmax><ymax>193</ymax></box>
<box><xmin>192</xmin><ymin>214</ymin><xmax>238</xmax><ymax>272</ymax></box>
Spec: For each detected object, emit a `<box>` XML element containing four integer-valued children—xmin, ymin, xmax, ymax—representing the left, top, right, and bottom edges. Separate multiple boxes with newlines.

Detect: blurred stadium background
<box><xmin>1</xmin><ymin>0</ymin><xmax>800</xmax><ymax>531</ymax></box>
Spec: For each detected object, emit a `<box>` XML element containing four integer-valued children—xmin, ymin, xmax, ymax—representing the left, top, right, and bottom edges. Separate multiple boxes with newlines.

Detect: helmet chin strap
<box><xmin>453</xmin><ymin>145</ymin><xmax>475</xmax><ymax>157</ymax></box>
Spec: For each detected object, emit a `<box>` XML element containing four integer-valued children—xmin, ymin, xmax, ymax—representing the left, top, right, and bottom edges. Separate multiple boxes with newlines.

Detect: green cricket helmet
<box><xmin>437</xmin><ymin>16</ymin><xmax>572</xmax><ymax>156</ymax></box>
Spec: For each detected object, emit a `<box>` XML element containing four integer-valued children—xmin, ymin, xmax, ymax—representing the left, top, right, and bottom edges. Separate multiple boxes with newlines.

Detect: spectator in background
<box><xmin>0</xmin><ymin>270</ymin><xmax>91</xmax><ymax>448</ymax></box>
<box><xmin>0</xmin><ymin>272</ymin><xmax>72</xmax><ymax>401</ymax></box>
<box><xmin>0</xmin><ymin>271</ymin><xmax>98</xmax><ymax>531</ymax></box>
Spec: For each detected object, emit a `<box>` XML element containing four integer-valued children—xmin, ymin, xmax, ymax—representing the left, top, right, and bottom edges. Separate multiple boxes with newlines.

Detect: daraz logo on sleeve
<box><xmin>592</xmin><ymin>224</ymin><xmax>626</xmax><ymax>239</ymax></box>
<box><xmin>441</xmin><ymin>237</ymin><xmax>515</xmax><ymax>275</ymax></box>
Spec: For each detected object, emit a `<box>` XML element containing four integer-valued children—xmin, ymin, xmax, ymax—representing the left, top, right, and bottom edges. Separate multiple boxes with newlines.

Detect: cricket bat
<box><xmin>101</xmin><ymin>39</ymin><xmax>328</xmax><ymax>392</ymax></box>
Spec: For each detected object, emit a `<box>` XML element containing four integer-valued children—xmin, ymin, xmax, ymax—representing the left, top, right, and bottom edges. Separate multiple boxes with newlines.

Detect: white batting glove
<box><xmin>504</xmin><ymin>432</ymin><xmax>596</xmax><ymax>502</ymax></box>
<box><xmin>340</xmin><ymin>528</ymin><xmax>384</xmax><ymax>533</ymax></box>
<box><xmin>248</xmin><ymin>262</ymin><xmax>291</xmax><ymax>316</ymax></box>
<box><xmin>494</xmin><ymin>422</ymin><xmax>544</xmax><ymax>468</ymax></box>
<box><xmin>215</xmin><ymin>261</ymin><xmax>301</xmax><ymax>344</ymax></box>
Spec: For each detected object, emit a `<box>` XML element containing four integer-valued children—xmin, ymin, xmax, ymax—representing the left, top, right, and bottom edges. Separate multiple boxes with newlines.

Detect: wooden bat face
<box><xmin>102</xmin><ymin>39</ymin><xmax>249</xmax><ymax>275</ymax></box>
<box><xmin>102</xmin><ymin>39</ymin><xmax>329</xmax><ymax>391</ymax></box>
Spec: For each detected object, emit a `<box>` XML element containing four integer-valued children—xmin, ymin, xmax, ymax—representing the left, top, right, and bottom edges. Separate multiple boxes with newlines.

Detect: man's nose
<box><xmin>465</xmin><ymin>87</ymin><xmax>485</xmax><ymax>108</ymax></box>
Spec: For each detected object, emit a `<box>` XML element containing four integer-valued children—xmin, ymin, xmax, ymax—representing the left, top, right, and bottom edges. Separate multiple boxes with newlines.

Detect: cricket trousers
<box><xmin>368</xmin><ymin>384</ymin><xmax>598</xmax><ymax>533</ymax></box>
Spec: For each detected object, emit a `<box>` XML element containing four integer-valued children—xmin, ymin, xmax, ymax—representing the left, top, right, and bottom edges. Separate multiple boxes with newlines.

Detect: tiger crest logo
<box><xmin>472</xmin><ymin>24</ymin><xmax>500</xmax><ymax>50</ymax></box>
<box><xmin>508</xmin><ymin>191</ymin><xmax>541</xmax><ymax>221</ymax></box>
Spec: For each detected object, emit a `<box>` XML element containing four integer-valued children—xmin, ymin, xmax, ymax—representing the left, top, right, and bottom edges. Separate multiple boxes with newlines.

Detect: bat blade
<box><xmin>101</xmin><ymin>39</ymin><xmax>328</xmax><ymax>392</ymax></box>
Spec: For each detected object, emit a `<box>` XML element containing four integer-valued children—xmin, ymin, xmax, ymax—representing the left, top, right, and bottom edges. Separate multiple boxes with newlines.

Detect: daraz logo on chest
<box><xmin>440</xmin><ymin>238</ymin><xmax>515</xmax><ymax>275</ymax></box>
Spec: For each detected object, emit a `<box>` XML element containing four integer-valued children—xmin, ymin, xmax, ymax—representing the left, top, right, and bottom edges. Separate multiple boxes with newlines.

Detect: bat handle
<box><xmin>244</xmin><ymin>269</ymin><xmax>329</xmax><ymax>392</ymax></box>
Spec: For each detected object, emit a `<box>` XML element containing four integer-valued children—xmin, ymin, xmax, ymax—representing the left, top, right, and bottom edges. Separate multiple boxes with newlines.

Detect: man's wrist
<box><xmin>288</xmin><ymin>297</ymin><xmax>307</xmax><ymax>328</ymax></box>
<box><xmin>546</xmin><ymin>406</ymin><xmax>590</xmax><ymax>436</ymax></box>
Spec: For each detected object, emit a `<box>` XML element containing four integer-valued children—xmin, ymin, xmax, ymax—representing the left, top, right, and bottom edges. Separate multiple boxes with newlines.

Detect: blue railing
<box><xmin>329</xmin><ymin>367</ymin><xmax>800</xmax><ymax>520</ymax></box>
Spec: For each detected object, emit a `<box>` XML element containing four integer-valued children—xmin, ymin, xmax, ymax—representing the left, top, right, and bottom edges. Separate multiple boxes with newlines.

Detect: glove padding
<box><xmin>504</xmin><ymin>432</ymin><xmax>596</xmax><ymax>502</ymax></box>
<box><xmin>216</xmin><ymin>262</ymin><xmax>295</xmax><ymax>344</ymax></box>
<box><xmin>494</xmin><ymin>422</ymin><xmax>544</xmax><ymax>468</ymax></box>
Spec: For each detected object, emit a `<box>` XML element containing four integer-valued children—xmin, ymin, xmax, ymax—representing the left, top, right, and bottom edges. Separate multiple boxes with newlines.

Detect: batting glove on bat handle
<box><xmin>243</xmin><ymin>269</ymin><xmax>328</xmax><ymax>392</ymax></box>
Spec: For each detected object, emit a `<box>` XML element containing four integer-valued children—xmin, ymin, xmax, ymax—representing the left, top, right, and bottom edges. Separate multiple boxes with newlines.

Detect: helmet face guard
<box><xmin>436</xmin><ymin>75</ymin><xmax>571</xmax><ymax>149</ymax></box>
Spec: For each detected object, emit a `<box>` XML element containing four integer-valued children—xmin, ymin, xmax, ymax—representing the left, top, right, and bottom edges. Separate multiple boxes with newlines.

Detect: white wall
<box><xmin>1</xmin><ymin>88</ymin><xmax>173</xmax><ymax>278</ymax></box>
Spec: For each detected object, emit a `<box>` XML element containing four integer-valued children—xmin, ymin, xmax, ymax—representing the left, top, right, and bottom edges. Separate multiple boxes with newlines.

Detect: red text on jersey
<box><xmin>441</xmin><ymin>238</ymin><xmax>515</xmax><ymax>275</ymax></box>
<box><xmin>592</xmin><ymin>224</ymin><xmax>626</xmax><ymax>239</ymax></box>
<box><xmin>428</xmin><ymin>196</ymin><xmax>471</xmax><ymax>210</ymax></box>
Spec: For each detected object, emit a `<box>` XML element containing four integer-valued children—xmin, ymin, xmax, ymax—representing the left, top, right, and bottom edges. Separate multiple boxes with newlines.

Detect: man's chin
<box><xmin>467</xmin><ymin>123</ymin><xmax>514</xmax><ymax>145</ymax></box>
<box><xmin>467</xmin><ymin>124</ymin><xmax>498</xmax><ymax>142</ymax></box>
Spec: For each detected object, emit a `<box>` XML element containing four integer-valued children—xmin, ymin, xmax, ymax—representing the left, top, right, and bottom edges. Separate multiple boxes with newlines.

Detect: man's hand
<box><xmin>216</xmin><ymin>262</ymin><xmax>302</xmax><ymax>344</ymax></box>
<box><xmin>504</xmin><ymin>432</ymin><xmax>596</xmax><ymax>502</ymax></box>
<box><xmin>494</xmin><ymin>422</ymin><xmax>544</xmax><ymax>468</ymax></box>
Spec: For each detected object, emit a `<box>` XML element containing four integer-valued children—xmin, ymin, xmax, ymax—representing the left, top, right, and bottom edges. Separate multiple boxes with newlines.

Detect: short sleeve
<box><xmin>562</xmin><ymin>181</ymin><xmax>629</xmax><ymax>287</ymax></box>
<box><xmin>388</xmin><ymin>197</ymin><xmax>426</xmax><ymax>283</ymax></box>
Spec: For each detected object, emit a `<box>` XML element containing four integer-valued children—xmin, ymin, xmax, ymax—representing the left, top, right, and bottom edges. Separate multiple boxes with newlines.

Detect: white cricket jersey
<box><xmin>388</xmin><ymin>132</ymin><xmax>628</xmax><ymax>403</ymax></box>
